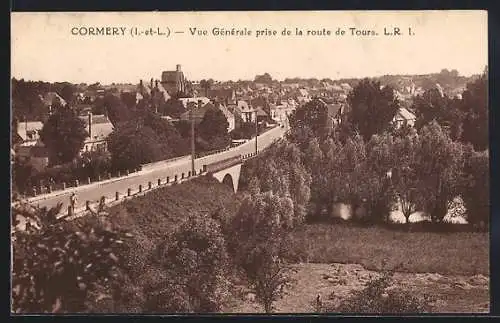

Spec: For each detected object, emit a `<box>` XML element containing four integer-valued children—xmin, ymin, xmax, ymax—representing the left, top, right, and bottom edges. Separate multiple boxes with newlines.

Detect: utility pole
<box><xmin>255</xmin><ymin>111</ymin><xmax>258</xmax><ymax>154</ymax></box>
<box><xmin>190</xmin><ymin>102</ymin><xmax>196</xmax><ymax>175</ymax></box>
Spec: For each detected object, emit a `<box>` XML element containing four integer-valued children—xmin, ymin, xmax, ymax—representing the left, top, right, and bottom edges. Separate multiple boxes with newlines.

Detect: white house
<box><xmin>392</xmin><ymin>107</ymin><xmax>416</xmax><ymax>129</ymax></box>
<box><xmin>78</xmin><ymin>113</ymin><xmax>114</xmax><ymax>154</ymax></box>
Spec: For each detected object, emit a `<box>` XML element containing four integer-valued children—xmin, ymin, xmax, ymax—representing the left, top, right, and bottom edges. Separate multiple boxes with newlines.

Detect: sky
<box><xmin>11</xmin><ymin>11</ymin><xmax>488</xmax><ymax>84</ymax></box>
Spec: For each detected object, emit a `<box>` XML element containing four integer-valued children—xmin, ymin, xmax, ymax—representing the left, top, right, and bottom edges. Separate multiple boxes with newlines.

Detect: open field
<box><xmin>227</xmin><ymin>262</ymin><xmax>489</xmax><ymax>313</ymax></box>
<box><xmin>67</xmin><ymin>178</ymin><xmax>489</xmax><ymax>313</ymax></box>
<box><xmin>284</xmin><ymin>223</ymin><xmax>489</xmax><ymax>276</ymax></box>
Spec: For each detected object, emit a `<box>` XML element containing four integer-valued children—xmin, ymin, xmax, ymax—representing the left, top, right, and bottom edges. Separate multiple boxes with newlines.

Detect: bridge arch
<box><xmin>211</xmin><ymin>163</ymin><xmax>242</xmax><ymax>193</ymax></box>
<box><xmin>222</xmin><ymin>174</ymin><xmax>234</xmax><ymax>191</ymax></box>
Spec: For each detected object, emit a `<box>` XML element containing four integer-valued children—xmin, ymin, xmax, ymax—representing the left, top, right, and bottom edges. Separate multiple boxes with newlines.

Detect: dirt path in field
<box><xmin>227</xmin><ymin>263</ymin><xmax>489</xmax><ymax>313</ymax></box>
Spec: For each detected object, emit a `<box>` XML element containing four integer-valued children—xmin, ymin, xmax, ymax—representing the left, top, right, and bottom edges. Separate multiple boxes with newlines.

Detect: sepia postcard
<box><xmin>10</xmin><ymin>11</ymin><xmax>489</xmax><ymax>314</ymax></box>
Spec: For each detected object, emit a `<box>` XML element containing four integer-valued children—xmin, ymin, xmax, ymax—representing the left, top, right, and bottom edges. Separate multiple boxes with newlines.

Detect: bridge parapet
<box><xmin>205</xmin><ymin>155</ymin><xmax>242</xmax><ymax>174</ymax></box>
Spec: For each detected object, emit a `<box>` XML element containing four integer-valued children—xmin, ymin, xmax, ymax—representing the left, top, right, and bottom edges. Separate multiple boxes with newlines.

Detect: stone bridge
<box><xmin>205</xmin><ymin>155</ymin><xmax>245</xmax><ymax>193</ymax></box>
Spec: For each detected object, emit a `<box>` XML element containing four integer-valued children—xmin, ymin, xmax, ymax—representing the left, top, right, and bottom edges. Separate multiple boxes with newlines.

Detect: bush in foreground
<box><xmin>12</xmin><ymin>203</ymin><xmax>132</xmax><ymax>313</ymax></box>
<box><xmin>144</xmin><ymin>214</ymin><xmax>230</xmax><ymax>313</ymax></box>
<box><xmin>322</xmin><ymin>267</ymin><xmax>433</xmax><ymax>314</ymax></box>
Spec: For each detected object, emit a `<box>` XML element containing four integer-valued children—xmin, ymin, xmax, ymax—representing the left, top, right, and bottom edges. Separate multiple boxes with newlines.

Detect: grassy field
<box><xmin>67</xmin><ymin>177</ymin><xmax>488</xmax><ymax>313</ymax></box>
<box><xmin>284</xmin><ymin>223</ymin><xmax>489</xmax><ymax>276</ymax></box>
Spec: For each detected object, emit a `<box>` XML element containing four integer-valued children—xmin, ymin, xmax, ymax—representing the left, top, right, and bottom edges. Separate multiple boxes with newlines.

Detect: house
<box><xmin>234</xmin><ymin>100</ymin><xmax>257</xmax><ymax>127</ymax></box>
<box><xmin>270</xmin><ymin>100</ymin><xmax>296</xmax><ymax>125</ymax></box>
<box><xmin>15</xmin><ymin>121</ymin><xmax>49</xmax><ymax>171</ymax></box>
<box><xmin>179</xmin><ymin>102</ymin><xmax>213</xmax><ymax>124</ymax></box>
<box><xmin>179</xmin><ymin>101</ymin><xmax>235</xmax><ymax>133</ymax></box>
<box><xmin>255</xmin><ymin>106</ymin><xmax>269</xmax><ymax>123</ymax></box>
<box><xmin>178</xmin><ymin>97</ymin><xmax>211</xmax><ymax>109</ymax></box>
<box><xmin>17</xmin><ymin>121</ymin><xmax>44</xmax><ymax>143</ymax></box>
<box><xmin>317</xmin><ymin>98</ymin><xmax>346</xmax><ymax>128</ymax></box>
<box><xmin>207</xmin><ymin>88</ymin><xmax>236</xmax><ymax>105</ymax></box>
<box><xmin>392</xmin><ymin>107</ymin><xmax>416</xmax><ymax>129</ymax></box>
<box><xmin>78</xmin><ymin>113</ymin><xmax>114</xmax><ymax>153</ymax></box>
<box><xmin>161</xmin><ymin>64</ymin><xmax>188</xmax><ymax>96</ymax></box>
<box><xmin>216</xmin><ymin>102</ymin><xmax>235</xmax><ymax>132</ymax></box>
<box><xmin>39</xmin><ymin>92</ymin><xmax>67</xmax><ymax>109</ymax></box>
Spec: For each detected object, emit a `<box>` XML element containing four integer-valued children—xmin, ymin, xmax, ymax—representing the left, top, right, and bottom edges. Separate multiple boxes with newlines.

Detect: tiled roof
<box><xmin>79</xmin><ymin>114</ymin><xmax>114</xmax><ymax>141</ymax></box>
<box><xmin>179</xmin><ymin>97</ymin><xmax>211</xmax><ymax>109</ymax></box>
<box><xmin>255</xmin><ymin>106</ymin><xmax>268</xmax><ymax>117</ymax></box>
<box><xmin>38</xmin><ymin>92</ymin><xmax>67</xmax><ymax>107</ymax></box>
<box><xmin>396</xmin><ymin>107</ymin><xmax>416</xmax><ymax>121</ymax></box>
<box><xmin>218</xmin><ymin>104</ymin><xmax>234</xmax><ymax>120</ymax></box>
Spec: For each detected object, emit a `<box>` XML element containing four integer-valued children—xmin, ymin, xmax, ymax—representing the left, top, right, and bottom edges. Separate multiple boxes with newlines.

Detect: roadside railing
<box><xmin>17</xmin><ymin>125</ymin><xmax>284</xmax><ymax>202</ymax></box>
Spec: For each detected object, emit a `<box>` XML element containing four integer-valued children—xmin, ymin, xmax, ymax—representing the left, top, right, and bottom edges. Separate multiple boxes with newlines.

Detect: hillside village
<box><xmin>11</xmin><ymin>65</ymin><xmax>489</xmax><ymax>315</ymax></box>
<box><xmin>11</xmin><ymin>66</ymin><xmax>476</xmax><ymax>175</ymax></box>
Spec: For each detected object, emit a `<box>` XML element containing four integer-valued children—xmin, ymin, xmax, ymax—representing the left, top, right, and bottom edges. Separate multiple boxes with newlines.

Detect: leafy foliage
<box><xmin>462</xmin><ymin>149</ymin><xmax>489</xmax><ymax>227</ymax></box>
<box><xmin>414</xmin><ymin>121</ymin><xmax>466</xmax><ymax>223</ymax></box>
<box><xmin>288</xmin><ymin>98</ymin><xmax>329</xmax><ymax>139</ymax></box>
<box><xmin>145</xmin><ymin>214</ymin><xmax>229</xmax><ymax>313</ymax></box>
<box><xmin>227</xmin><ymin>192</ymin><xmax>294</xmax><ymax>313</ymax></box>
<box><xmin>197</xmin><ymin>106</ymin><xmax>231</xmax><ymax>150</ymax></box>
<box><xmin>327</xmin><ymin>268</ymin><xmax>432</xmax><ymax>313</ymax></box>
<box><xmin>347</xmin><ymin>78</ymin><xmax>399</xmax><ymax>141</ymax></box>
<box><xmin>243</xmin><ymin>141</ymin><xmax>311</xmax><ymax>226</ymax></box>
<box><xmin>460</xmin><ymin>72</ymin><xmax>488</xmax><ymax>151</ymax></box>
<box><xmin>107</xmin><ymin>123</ymin><xmax>166</xmax><ymax>170</ymax></box>
<box><xmin>12</xmin><ymin>203</ymin><xmax>132</xmax><ymax>313</ymax></box>
<box><xmin>412</xmin><ymin>88</ymin><xmax>464</xmax><ymax>140</ymax></box>
<box><xmin>161</xmin><ymin>99</ymin><xmax>186</xmax><ymax>118</ymax></box>
<box><xmin>39</xmin><ymin>109</ymin><xmax>89</xmax><ymax>164</ymax></box>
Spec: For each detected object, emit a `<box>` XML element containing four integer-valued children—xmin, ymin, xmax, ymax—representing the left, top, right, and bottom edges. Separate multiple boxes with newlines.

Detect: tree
<box><xmin>103</xmin><ymin>93</ymin><xmax>131</xmax><ymax>127</ymax></box>
<box><xmin>288</xmin><ymin>98</ymin><xmax>329</xmax><ymax>140</ymax></box>
<box><xmin>138</xmin><ymin>108</ymin><xmax>190</xmax><ymax>157</ymax></box>
<box><xmin>460</xmin><ymin>72</ymin><xmax>488</xmax><ymax>151</ymax></box>
<box><xmin>412</xmin><ymin>88</ymin><xmax>463</xmax><ymax>140</ymax></box>
<box><xmin>198</xmin><ymin>107</ymin><xmax>229</xmax><ymax>140</ymax></box>
<box><xmin>462</xmin><ymin>149</ymin><xmax>489</xmax><ymax>227</ymax></box>
<box><xmin>347</xmin><ymin>78</ymin><xmax>399</xmax><ymax>141</ymax></box>
<box><xmin>199</xmin><ymin>79</ymin><xmax>213</xmax><ymax>97</ymax></box>
<box><xmin>145</xmin><ymin>214</ymin><xmax>229</xmax><ymax>313</ymax></box>
<box><xmin>12</xmin><ymin>202</ymin><xmax>132</xmax><ymax>313</ymax></box>
<box><xmin>228</xmin><ymin>192</ymin><xmax>294</xmax><ymax>313</ymax></box>
<box><xmin>120</xmin><ymin>92</ymin><xmax>137</xmax><ymax>110</ymax></box>
<box><xmin>414</xmin><ymin>122</ymin><xmax>466</xmax><ymax>223</ymax></box>
<box><xmin>60</xmin><ymin>83</ymin><xmax>77</xmax><ymax>105</ymax></box>
<box><xmin>107</xmin><ymin>123</ymin><xmax>166</xmax><ymax>170</ymax></box>
<box><xmin>256</xmin><ymin>142</ymin><xmax>311</xmax><ymax>226</ymax></box>
<box><xmin>254</xmin><ymin>73</ymin><xmax>273</xmax><ymax>84</ymax></box>
<box><xmin>39</xmin><ymin>109</ymin><xmax>89</xmax><ymax>164</ymax></box>
<box><xmin>390</xmin><ymin>133</ymin><xmax>424</xmax><ymax>225</ymax></box>
<box><xmin>162</xmin><ymin>99</ymin><xmax>186</xmax><ymax>118</ymax></box>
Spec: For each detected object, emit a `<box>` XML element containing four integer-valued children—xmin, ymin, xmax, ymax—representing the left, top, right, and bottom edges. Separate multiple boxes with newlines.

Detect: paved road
<box><xmin>26</xmin><ymin>126</ymin><xmax>286</xmax><ymax>214</ymax></box>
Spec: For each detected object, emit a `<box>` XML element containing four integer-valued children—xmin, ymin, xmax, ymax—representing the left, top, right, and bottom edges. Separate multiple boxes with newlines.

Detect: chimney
<box><xmin>88</xmin><ymin>112</ymin><xmax>92</xmax><ymax>138</ymax></box>
<box><xmin>176</xmin><ymin>64</ymin><xmax>181</xmax><ymax>72</ymax></box>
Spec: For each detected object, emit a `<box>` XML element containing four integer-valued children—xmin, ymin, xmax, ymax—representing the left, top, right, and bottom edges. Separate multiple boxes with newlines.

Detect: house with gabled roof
<box><xmin>392</xmin><ymin>107</ymin><xmax>416</xmax><ymax>129</ymax></box>
<box><xmin>78</xmin><ymin>113</ymin><xmax>114</xmax><ymax>154</ymax></box>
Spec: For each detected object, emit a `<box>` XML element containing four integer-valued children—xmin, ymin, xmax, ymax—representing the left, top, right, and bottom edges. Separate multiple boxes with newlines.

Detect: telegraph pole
<box><xmin>190</xmin><ymin>102</ymin><xmax>196</xmax><ymax>175</ymax></box>
<box><xmin>255</xmin><ymin>111</ymin><xmax>258</xmax><ymax>154</ymax></box>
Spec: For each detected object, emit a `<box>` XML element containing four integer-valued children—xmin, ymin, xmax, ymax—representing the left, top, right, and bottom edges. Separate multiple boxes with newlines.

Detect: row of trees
<box><xmin>245</xmin><ymin>70</ymin><xmax>489</xmax><ymax>228</ymax></box>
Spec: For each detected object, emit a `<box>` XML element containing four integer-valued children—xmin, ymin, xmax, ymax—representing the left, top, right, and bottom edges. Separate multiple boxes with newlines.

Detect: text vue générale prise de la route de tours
<box><xmin>70</xmin><ymin>26</ymin><xmax>416</xmax><ymax>38</ymax></box>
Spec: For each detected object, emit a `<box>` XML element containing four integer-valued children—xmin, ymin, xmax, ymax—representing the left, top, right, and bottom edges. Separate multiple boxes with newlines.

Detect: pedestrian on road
<box><xmin>98</xmin><ymin>196</ymin><xmax>106</xmax><ymax>214</ymax></box>
<box><xmin>70</xmin><ymin>192</ymin><xmax>78</xmax><ymax>214</ymax></box>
